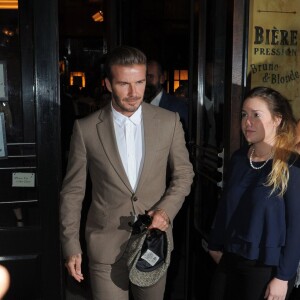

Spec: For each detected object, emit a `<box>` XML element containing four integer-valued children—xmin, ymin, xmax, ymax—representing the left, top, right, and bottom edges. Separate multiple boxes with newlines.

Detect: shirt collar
<box><xmin>150</xmin><ymin>90</ymin><xmax>163</xmax><ymax>106</ymax></box>
<box><xmin>112</xmin><ymin>103</ymin><xmax>142</xmax><ymax>127</ymax></box>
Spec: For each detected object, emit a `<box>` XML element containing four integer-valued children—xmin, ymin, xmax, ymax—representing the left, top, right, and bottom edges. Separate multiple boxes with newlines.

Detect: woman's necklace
<box><xmin>249</xmin><ymin>147</ymin><xmax>273</xmax><ymax>170</ymax></box>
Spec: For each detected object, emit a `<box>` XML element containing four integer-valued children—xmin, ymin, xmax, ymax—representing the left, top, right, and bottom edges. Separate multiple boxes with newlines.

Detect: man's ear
<box><xmin>105</xmin><ymin>78</ymin><xmax>112</xmax><ymax>92</ymax></box>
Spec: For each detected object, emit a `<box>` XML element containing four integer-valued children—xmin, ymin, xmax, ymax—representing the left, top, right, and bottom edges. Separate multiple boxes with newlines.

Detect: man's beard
<box><xmin>144</xmin><ymin>84</ymin><xmax>160</xmax><ymax>103</ymax></box>
<box><xmin>112</xmin><ymin>92</ymin><xmax>142</xmax><ymax>113</ymax></box>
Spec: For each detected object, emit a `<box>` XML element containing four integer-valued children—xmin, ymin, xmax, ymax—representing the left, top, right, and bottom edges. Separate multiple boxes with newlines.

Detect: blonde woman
<box><xmin>208</xmin><ymin>87</ymin><xmax>300</xmax><ymax>300</ymax></box>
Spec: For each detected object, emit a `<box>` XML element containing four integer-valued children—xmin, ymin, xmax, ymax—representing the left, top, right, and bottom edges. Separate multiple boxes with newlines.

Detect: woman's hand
<box><xmin>264</xmin><ymin>278</ymin><xmax>288</xmax><ymax>300</ymax></box>
<box><xmin>208</xmin><ymin>250</ymin><xmax>223</xmax><ymax>264</ymax></box>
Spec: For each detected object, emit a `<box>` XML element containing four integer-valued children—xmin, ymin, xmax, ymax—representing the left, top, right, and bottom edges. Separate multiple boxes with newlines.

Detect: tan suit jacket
<box><xmin>60</xmin><ymin>102</ymin><xmax>194</xmax><ymax>265</ymax></box>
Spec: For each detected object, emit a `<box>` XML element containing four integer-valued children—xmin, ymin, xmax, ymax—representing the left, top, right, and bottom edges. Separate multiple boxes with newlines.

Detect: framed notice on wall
<box><xmin>0</xmin><ymin>61</ymin><xmax>8</xmax><ymax>101</ymax></box>
<box><xmin>0</xmin><ymin>112</ymin><xmax>7</xmax><ymax>158</ymax></box>
<box><xmin>247</xmin><ymin>0</ymin><xmax>300</xmax><ymax>119</ymax></box>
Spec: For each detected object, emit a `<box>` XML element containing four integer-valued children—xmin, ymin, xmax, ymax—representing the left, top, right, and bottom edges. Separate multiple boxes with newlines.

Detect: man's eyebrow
<box><xmin>115</xmin><ymin>78</ymin><xmax>146</xmax><ymax>84</ymax></box>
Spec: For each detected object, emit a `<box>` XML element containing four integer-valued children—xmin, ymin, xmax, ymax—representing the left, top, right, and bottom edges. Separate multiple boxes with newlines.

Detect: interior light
<box><xmin>0</xmin><ymin>0</ymin><xmax>18</xmax><ymax>9</ymax></box>
<box><xmin>2</xmin><ymin>28</ymin><xmax>14</xmax><ymax>36</ymax></box>
<box><xmin>70</xmin><ymin>72</ymin><xmax>86</xmax><ymax>88</ymax></box>
<box><xmin>92</xmin><ymin>11</ymin><xmax>104</xmax><ymax>22</ymax></box>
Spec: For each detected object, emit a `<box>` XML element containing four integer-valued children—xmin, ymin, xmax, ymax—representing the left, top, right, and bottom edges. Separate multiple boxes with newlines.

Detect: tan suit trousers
<box><xmin>89</xmin><ymin>245</ymin><xmax>167</xmax><ymax>300</ymax></box>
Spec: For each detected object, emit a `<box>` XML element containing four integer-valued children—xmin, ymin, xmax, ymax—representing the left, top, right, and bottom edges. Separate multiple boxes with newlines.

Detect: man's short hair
<box><xmin>105</xmin><ymin>46</ymin><xmax>147</xmax><ymax>81</ymax></box>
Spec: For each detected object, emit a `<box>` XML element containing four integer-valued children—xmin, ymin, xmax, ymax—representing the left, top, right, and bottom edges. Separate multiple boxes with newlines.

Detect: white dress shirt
<box><xmin>150</xmin><ymin>90</ymin><xmax>163</xmax><ymax>106</ymax></box>
<box><xmin>112</xmin><ymin>104</ymin><xmax>144</xmax><ymax>191</ymax></box>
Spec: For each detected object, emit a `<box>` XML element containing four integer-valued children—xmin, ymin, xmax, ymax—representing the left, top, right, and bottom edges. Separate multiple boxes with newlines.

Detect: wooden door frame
<box><xmin>34</xmin><ymin>0</ymin><xmax>63</xmax><ymax>298</ymax></box>
<box><xmin>226</xmin><ymin>0</ymin><xmax>248</xmax><ymax>161</ymax></box>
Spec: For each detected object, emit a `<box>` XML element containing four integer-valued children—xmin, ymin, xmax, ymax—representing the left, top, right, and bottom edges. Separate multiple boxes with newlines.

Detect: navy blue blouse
<box><xmin>208</xmin><ymin>146</ymin><xmax>300</xmax><ymax>281</ymax></box>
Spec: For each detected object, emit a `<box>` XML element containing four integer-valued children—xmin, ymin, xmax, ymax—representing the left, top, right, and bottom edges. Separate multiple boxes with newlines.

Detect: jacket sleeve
<box><xmin>60</xmin><ymin>120</ymin><xmax>87</xmax><ymax>258</ymax></box>
<box><xmin>155</xmin><ymin>112</ymin><xmax>194</xmax><ymax>223</ymax></box>
<box><xmin>207</xmin><ymin>152</ymin><xmax>239</xmax><ymax>251</ymax></box>
<box><xmin>276</xmin><ymin>159</ymin><xmax>300</xmax><ymax>280</ymax></box>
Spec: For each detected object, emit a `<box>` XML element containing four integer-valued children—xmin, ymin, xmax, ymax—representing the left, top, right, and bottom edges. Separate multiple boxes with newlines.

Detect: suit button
<box><xmin>132</xmin><ymin>196</ymin><xmax>138</xmax><ymax>202</ymax></box>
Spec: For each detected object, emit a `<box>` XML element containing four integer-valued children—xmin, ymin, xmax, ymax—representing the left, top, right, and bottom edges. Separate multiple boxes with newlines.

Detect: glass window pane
<box><xmin>0</xmin><ymin>4</ymin><xmax>39</xmax><ymax>228</ymax></box>
<box><xmin>174</xmin><ymin>69</ymin><xmax>180</xmax><ymax>80</ymax></box>
<box><xmin>180</xmin><ymin>70</ymin><xmax>188</xmax><ymax>80</ymax></box>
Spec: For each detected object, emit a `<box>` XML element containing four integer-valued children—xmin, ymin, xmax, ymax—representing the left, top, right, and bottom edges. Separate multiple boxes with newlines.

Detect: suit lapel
<box><xmin>136</xmin><ymin>103</ymin><xmax>159</xmax><ymax>193</ymax></box>
<box><xmin>96</xmin><ymin>103</ymin><xmax>159</xmax><ymax>193</ymax></box>
<box><xmin>96</xmin><ymin>105</ymin><xmax>132</xmax><ymax>191</ymax></box>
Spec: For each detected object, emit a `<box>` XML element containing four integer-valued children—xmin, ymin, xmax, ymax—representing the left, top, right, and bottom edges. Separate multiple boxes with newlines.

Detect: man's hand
<box><xmin>65</xmin><ymin>254</ymin><xmax>84</xmax><ymax>282</ymax></box>
<box><xmin>264</xmin><ymin>278</ymin><xmax>288</xmax><ymax>300</ymax></box>
<box><xmin>147</xmin><ymin>209</ymin><xmax>170</xmax><ymax>231</ymax></box>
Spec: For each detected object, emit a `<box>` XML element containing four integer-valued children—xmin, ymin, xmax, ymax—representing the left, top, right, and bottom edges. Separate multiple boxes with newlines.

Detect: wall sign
<box><xmin>12</xmin><ymin>172</ymin><xmax>35</xmax><ymax>187</ymax></box>
<box><xmin>248</xmin><ymin>0</ymin><xmax>300</xmax><ymax>119</ymax></box>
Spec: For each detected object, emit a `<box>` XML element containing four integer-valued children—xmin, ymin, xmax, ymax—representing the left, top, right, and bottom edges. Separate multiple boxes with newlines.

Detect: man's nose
<box><xmin>128</xmin><ymin>84</ymin><xmax>137</xmax><ymax>96</ymax></box>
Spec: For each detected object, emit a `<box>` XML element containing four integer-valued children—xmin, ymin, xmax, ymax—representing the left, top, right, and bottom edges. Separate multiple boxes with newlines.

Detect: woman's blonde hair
<box><xmin>244</xmin><ymin>87</ymin><xmax>297</xmax><ymax>196</ymax></box>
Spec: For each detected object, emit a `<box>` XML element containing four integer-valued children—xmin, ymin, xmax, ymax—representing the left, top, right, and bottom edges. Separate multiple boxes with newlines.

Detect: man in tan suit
<box><xmin>60</xmin><ymin>46</ymin><xmax>194</xmax><ymax>300</ymax></box>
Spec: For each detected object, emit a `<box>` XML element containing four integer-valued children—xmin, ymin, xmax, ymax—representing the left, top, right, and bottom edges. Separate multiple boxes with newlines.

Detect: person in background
<box><xmin>208</xmin><ymin>86</ymin><xmax>300</xmax><ymax>300</ymax></box>
<box><xmin>174</xmin><ymin>84</ymin><xmax>188</xmax><ymax>99</ymax></box>
<box><xmin>60</xmin><ymin>46</ymin><xmax>194</xmax><ymax>300</ymax></box>
<box><xmin>145</xmin><ymin>60</ymin><xmax>189</xmax><ymax>133</ymax></box>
